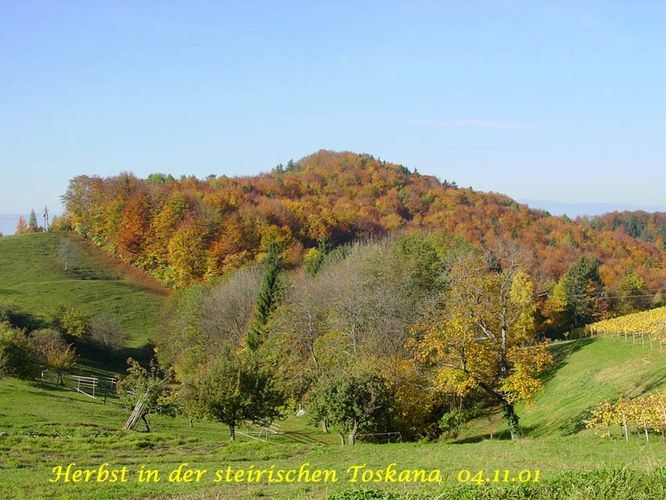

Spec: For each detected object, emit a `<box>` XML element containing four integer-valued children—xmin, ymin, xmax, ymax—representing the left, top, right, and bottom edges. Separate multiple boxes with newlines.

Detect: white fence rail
<box><xmin>38</xmin><ymin>370</ymin><xmax>117</xmax><ymax>401</ymax></box>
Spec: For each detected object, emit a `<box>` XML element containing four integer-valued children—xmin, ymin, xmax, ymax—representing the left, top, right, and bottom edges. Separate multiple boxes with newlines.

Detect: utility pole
<box><xmin>43</xmin><ymin>206</ymin><xmax>49</xmax><ymax>231</ymax></box>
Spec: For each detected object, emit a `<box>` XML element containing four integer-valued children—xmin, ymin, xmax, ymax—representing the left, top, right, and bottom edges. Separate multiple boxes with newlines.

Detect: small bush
<box><xmin>0</xmin><ymin>323</ymin><xmax>39</xmax><ymax>379</ymax></box>
<box><xmin>31</xmin><ymin>328</ymin><xmax>77</xmax><ymax>384</ymax></box>
<box><xmin>50</xmin><ymin>306</ymin><xmax>90</xmax><ymax>338</ymax></box>
<box><xmin>90</xmin><ymin>314</ymin><xmax>129</xmax><ymax>351</ymax></box>
<box><xmin>438</xmin><ymin>407</ymin><xmax>483</xmax><ymax>440</ymax></box>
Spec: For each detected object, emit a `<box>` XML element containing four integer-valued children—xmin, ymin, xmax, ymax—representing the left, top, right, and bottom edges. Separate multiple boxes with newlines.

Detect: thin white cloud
<box><xmin>398</xmin><ymin>119</ymin><xmax>534</xmax><ymax>129</ymax></box>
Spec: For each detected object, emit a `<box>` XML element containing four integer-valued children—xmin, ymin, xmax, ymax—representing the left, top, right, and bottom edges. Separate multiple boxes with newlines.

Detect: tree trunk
<box><xmin>229</xmin><ymin>424</ymin><xmax>236</xmax><ymax>441</ymax></box>
<box><xmin>478</xmin><ymin>382</ymin><xmax>520</xmax><ymax>440</ymax></box>
<box><xmin>348</xmin><ymin>420</ymin><xmax>359</xmax><ymax>445</ymax></box>
<box><xmin>124</xmin><ymin>398</ymin><xmax>147</xmax><ymax>430</ymax></box>
<box><xmin>338</xmin><ymin>431</ymin><xmax>346</xmax><ymax>445</ymax></box>
<box><xmin>56</xmin><ymin>372</ymin><xmax>64</xmax><ymax>385</ymax></box>
<box><xmin>502</xmin><ymin>401</ymin><xmax>520</xmax><ymax>440</ymax></box>
<box><xmin>125</xmin><ymin>385</ymin><xmax>154</xmax><ymax>431</ymax></box>
<box><xmin>322</xmin><ymin>419</ymin><xmax>329</xmax><ymax>433</ymax></box>
<box><xmin>141</xmin><ymin>414</ymin><xmax>151</xmax><ymax>433</ymax></box>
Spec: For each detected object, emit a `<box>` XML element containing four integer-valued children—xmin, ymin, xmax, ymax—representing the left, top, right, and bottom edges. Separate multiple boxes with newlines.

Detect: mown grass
<box><xmin>1</xmin><ymin>341</ymin><xmax>665</xmax><ymax>499</ymax></box>
<box><xmin>0</xmin><ymin>232</ymin><xmax>166</xmax><ymax>349</ymax></box>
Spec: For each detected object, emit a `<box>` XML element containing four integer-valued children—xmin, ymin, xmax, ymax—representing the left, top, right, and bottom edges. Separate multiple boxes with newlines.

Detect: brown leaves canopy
<box><xmin>61</xmin><ymin>150</ymin><xmax>666</xmax><ymax>292</ymax></box>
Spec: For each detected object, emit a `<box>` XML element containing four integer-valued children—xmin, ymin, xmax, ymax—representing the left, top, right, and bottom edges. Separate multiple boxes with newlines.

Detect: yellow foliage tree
<box><xmin>412</xmin><ymin>245</ymin><xmax>552</xmax><ymax>439</ymax></box>
<box><xmin>15</xmin><ymin>215</ymin><xmax>28</xmax><ymax>234</ymax></box>
<box><xmin>167</xmin><ymin>223</ymin><xmax>208</xmax><ymax>288</ymax></box>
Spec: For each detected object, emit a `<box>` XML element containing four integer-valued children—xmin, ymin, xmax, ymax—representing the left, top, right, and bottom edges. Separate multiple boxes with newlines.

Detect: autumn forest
<box><xmin>60</xmin><ymin>150</ymin><xmax>666</xmax><ymax>313</ymax></box>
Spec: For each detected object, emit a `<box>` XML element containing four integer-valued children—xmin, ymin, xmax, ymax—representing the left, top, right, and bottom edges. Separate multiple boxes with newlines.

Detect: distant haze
<box><xmin>0</xmin><ymin>213</ymin><xmax>58</xmax><ymax>237</ymax></box>
<box><xmin>0</xmin><ymin>215</ymin><xmax>20</xmax><ymax>237</ymax></box>
<box><xmin>519</xmin><ymin>200</ymin><xmax>666</xmax><ymax>218</ymax></box>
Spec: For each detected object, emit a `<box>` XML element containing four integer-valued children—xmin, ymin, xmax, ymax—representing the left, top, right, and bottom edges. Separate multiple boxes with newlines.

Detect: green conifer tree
<box><xmin>247</xmin><ymin>239</ymin><xmax>283</xmax><ymax>351</ymax></box>
<box><xmin>562</xmin><ymin>255</ymin><xmax>605</xmax><ymax>329</ymax></box>
<box><xmin>28</xmin><ymin>209</ymin><xmax>39</xmax><ymax>232</ymax></box>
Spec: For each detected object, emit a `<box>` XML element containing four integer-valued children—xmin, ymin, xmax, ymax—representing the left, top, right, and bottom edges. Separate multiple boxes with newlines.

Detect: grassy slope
<box><xmin>461</xmin><ymin>338</ymin><xmax>666</xmax><ymax>440</ymax></box>
<box><xmin>0</xmin><ymin>232</ymin><xmax>166</xmax><ymax>349</ymax></box>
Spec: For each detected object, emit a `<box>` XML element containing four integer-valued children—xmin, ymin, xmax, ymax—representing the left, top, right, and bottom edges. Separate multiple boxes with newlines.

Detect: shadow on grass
<box><xmin>63</xmin><ymin>265</ymin><xmax>121</xmax><ymax>282</ymax></box>
<box><xmin>0</xmin><ymin>304</ymin><xmax>47</xmax><ymax>331</ymax></box>
<box><xmin>73</xmin><ymin>339</ymin><xmax>153</xmax><ymax>375</ymax></box>
<box><xmin>70</xmin><ymin>233</ymin><xmax>171</xmax><ymax>296</ymax></box>
<box><xmin>452</xmin><ymin>425</ymin><xmax>538</xmax><ymax>444</ymax></box>
<box><xmin>540</xmin><ymin>338</ymin><xmax>595</xmax><ymax>385</ymax></box>
<box><xmin>559</xmin><ymin>408</ymin><xmax>594</xmax><ymax>436</ymax></box>
<box><xmin>31</xmin><ymin>381</ymin><xmax>89</xmax><ymax>397</ymax></box>
<box><xmin>29</xmin><ymin>379</ymin><xmax>118</xmax><ymax>407</ymax></box>
<box><xmin>630</xmin><ymin>373</ymin><xmax>666</xmax><ymax>398</ymax></box>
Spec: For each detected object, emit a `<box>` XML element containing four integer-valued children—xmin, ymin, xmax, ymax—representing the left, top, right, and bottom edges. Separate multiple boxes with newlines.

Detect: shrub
<box><xmin>438</xmin><ymin>406</ymin><xmax>483</xmax><ymax>440</ymax></box>
<box><xmin>0</xmin><ymin>323</ymin><xmax>39</xmax><ymax>379</ymax></box>
<box><xmin>31</xmin><ymin>328</ymin><xmax>77</xmax><ymax>384</ymax></box>
<box><xmin>50</xmin><ymin>306</ymin><xmax>90</xmax><ymax>338</ymax></box>
<box><xmin>90</xmin><ymin>314</ymin><xmax>129</xmax><ymax>351</ymax></box>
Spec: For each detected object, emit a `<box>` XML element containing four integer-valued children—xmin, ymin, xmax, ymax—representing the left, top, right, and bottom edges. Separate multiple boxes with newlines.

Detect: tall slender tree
<box><xmin>247</xmin><ymin>239</ymin><xmax>284</xmax><ymax>351</ymax></box>
<box><xmin>562</xmin><ymin>255</ymin><xmax>605</xmax><ymax>329</ymax></box>
<box><xmin>15</xmin><ymin>215</ymin><xmax>28</xmax><ymax>234</ymax></box>
<box><xmin>28</xmin><ymin>209</ymin><xmax>39</xmax><ymax>232</ymax></box>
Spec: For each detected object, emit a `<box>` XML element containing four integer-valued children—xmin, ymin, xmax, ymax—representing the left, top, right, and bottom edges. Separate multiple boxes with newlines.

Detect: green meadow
<box><xmin>0</xmin><ymin>232</ymin><xmax>165</xmax><ymax>349</ymax></box>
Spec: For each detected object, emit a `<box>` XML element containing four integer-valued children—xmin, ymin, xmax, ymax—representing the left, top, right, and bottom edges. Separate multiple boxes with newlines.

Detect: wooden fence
<box><xmin>38</xmin><ymin>370</ymin><xmax>117</xmax><ymax>402</ymax></box>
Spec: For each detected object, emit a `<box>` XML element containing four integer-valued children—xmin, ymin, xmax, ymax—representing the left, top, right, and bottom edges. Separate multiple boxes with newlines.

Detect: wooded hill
<box><xmin>60</xmin><ymin>150</ymin><xmax>666</xmax><ymax>303</ymax></box>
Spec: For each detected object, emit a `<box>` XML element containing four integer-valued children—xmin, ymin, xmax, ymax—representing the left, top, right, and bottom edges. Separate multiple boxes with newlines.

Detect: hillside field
<box><xmin>0</xmin><ymin>232</ymin><xmax>166</xmax><ymax>349</ymax></box>
<box><xmin>0</xmin><ymin>233</ymin><xmax>665</xmax><ymax>499</ymax></box>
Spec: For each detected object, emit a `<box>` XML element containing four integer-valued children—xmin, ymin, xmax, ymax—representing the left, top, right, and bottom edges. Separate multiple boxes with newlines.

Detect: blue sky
<box><xmin>1</xmin><ymin>0</ymin><xmax>664</xmax><ymax>219</ymax></box>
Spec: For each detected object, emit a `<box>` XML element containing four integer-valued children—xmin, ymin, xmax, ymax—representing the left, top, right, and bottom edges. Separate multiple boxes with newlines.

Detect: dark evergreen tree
<box><xmin>247</xmin><ymin>239</ymin><xmax>284</xmax><ymax>350</ymax></box>
<box><xmin>285</xmin><ymin>159</ymin><xmax>297</xmax><ymax>172</ymax></box>
<box><xmin>562</xmin><ymin>255</ymin><xmax>605</xmax><ymax>329</ymax></box>
<box><xmin>27</xmin><ymin>209</ymin><xmax>39</xmax><ymax>232</ymax></box>
<box><xmin>304</xmin><ymin>236</ymin><xmax>330</xmax><ymax>276</ymax></box>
